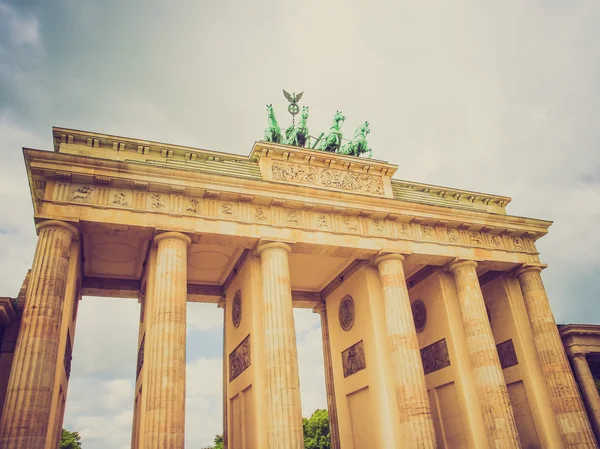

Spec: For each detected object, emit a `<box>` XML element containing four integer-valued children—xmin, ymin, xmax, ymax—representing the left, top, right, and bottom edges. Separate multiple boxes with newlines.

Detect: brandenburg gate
<box><xmin>0</xmin><ymin>124</ymin><xmax>598</xmax><ymax>448</ymax></box>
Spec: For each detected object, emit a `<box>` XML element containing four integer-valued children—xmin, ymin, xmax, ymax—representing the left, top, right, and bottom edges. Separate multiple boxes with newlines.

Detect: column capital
<box><xmin>374</xmin><ymin>252</ymin><xmax>406</xmax><ymax>266</ymax></box>
<box><xmin>35</xmin><ymin>219</ymin><xmax>79</xmax><ymax>238</ymax></box>
<box><xmin>154</xmin><ymin>231</ymin><xmax>192</xmax><ymax>246</ymax></box>
<box><xmin>255</xmin><ymin>241</ymin><xmax>292</xmax><ymax>256</ymax></box>
<box><xmin>515</xmin><ymin>264</ymin><xmax>546</xmax><ymax>277</ymax></box>
<box><xmin>447</xmin><ymin>259</ymin><xmax>478</xmax><ymax>272</ymax></box>
<box><xmin>217</xmin><ymin>297</ymin><xmax>226</xmax><ymax>309</ymax></box>
<box><xmin>312</xmin><ymin>302</ymin><xmax>327</xmax><ymax>315</ymax></box>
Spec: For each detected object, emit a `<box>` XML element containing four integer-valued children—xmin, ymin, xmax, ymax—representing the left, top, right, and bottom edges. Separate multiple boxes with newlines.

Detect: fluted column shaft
<box><xmin>0</xmin><ymin>220</ymin><xmax>78</xmax><ymax>449</ymax></box>
<box><xmin>257</xmin><ymin>242</ymin><xmax>304</xmax><ymax>449</ymax></box>
<box><xmin>144</xmin><ymin>232</ymin><xmax>190</xmax><ymax>449</ymax></box>
<box><xmin>218</xmin><ymin>299</ymin><xmax>228</xmax><ymax>449</ymax></box>
<box><xmin>571</xmin><ymin>354</ymin><xmax>600</xmax><ymax>443</ymax></box>
<box><xmin>517</xmin><ymin>266</ymin><xmax>596</xmax><ymax>447</ymax></box>
<box><xmin>313</xmin><ymin>304</ymin><xmax>341</xmax><ymax>449</ymax></box>
<box><xmin>374</xmin><ymin>254</ymin><xmax>437</xmax><ymax>448</ymax></box>
<box><xmin>449</xmin><ymin>260</ymin><xmax>521</xmax><ymax>449</ymax></box>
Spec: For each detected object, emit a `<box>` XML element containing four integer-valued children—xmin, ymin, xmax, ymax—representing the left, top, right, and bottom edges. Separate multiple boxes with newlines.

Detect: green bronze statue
<box><xmin>316</xmin><ymin>110</ymin><xmax>345</xmax><ymax>153</ymax></box>
<box><xmin>284</xmin><ymin>106</ymin><xmax>309</xmax><ymax>147</ymax></box>
<box><xmin>339</xmin><ymin>121</ymin><xmax>372</xmax><ymax>158</ymax></box>
<box><xmin>264</xmin><ymin>104</ymin><xmax>282</xmax><ymax>143</ymax></box>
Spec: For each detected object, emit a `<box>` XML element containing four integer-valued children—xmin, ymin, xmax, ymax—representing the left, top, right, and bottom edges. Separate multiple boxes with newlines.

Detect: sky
<box><xmin>0</xmin><ymin>0</ymin><xmax>599</xmax><ymax>447</ymax></box>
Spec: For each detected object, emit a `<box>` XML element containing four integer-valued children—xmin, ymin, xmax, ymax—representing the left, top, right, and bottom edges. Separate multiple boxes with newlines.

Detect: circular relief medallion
<box><xmin>339</xmin><ymin>295</ymin><xmax>355</xmax><ymax>331</ymax></box>
<box><xmin>411</xmin><ymin>299</ymin><xmax>427</xmax><ymax>333</ymax></box>
<box><xmin>232</xmin><ymin>290</ymin><xmax>242</xmax><ymax>328</ymax></box>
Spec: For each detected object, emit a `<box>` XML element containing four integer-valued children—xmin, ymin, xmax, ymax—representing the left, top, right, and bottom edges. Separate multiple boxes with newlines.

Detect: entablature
<box><xmin>25</xmin><ymin>146</ymin><xmax>551</xmax><ymax>268</ymax></box>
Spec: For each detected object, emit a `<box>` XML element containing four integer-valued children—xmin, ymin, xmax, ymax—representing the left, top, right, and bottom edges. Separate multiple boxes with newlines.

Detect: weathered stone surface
<box><xmin>449</xmin><ymin>260</ymin><xmax>521</xmax><ymax>449</ymax></box>
<box><xmin>257</xmin><ymin>242</ymin><xmax>304</xmax><ymax>449</ymax></box>
<box><xmin>517</xmin><ymin>266</ymin><xmax>596</xmax><ymax>447</ymax></box>
<box><xmin>375</xmin><ymin>253</ymin><xmax>437</xmax><ymax>448</ymax></box>
<box><xmin>0</xmin><ymin>220</ymin><xmax>77</xmax><ymax>449</ymax></box>
<box><xmin>142</xmin><ymin>232</ymin><xmax>190</xmax><ymax>449</ymax></box>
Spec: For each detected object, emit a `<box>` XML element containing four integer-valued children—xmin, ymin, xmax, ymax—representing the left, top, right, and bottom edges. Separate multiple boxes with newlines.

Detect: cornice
<box><xmin>559</xmin><ymin>324</ymin><xmax>600</xmax><ymax>338</ymax></box>
<box><xmin>23</xmin><ymin>148</ymin><xmax>552</xmax><ymax>239</ymax></box>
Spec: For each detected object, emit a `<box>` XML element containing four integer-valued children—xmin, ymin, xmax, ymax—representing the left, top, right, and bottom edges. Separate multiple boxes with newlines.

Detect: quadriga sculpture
<box><xmin>264</xmin><ymin>104</ymin><xmax>282</xmax><ymax>143</ymax></box>
<box><xmin>316</xmin><ymin>110</ymin><xmax>345</xmax><ymax>153</ymax></box>
<box><xmin>284</xmin><ymin>106</ymin><xmax>309</xmax><ymax>147</ymax></box>
<box><xmin>339</xmin><ymin>121</ymin><xmax>372</xmax><ymax>158</ymax></box>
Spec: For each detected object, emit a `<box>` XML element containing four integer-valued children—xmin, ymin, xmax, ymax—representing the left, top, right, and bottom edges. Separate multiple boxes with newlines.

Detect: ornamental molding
<box><xmin>43</xmin><ymin>180</ymin><xmax>540</xmax><ymax>255</ymax></box>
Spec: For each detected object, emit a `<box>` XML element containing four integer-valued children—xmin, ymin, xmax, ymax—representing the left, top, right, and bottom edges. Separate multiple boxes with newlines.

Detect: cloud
<box><xmin>0</xmin><ymin>2</ymin><xmax>40</xmax><ymax>47</ymax></box>
<box><xmin>1</xmin><ymin>1</ymin><xmax>600</xmax><ymax>447</ymax></box>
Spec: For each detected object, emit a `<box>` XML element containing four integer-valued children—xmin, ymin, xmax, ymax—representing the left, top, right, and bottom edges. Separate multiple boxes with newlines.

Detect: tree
<box><xmin>201</xmin><ymin>434</ymin><xmax>224</xmax><ymax>449</ymax></box>
<box><xmin>60</xmin><ymin>428</ymin><xmax>82</xmax><ymax>449</ymax></box>
<box><xmin>303</xmin><ymin>409</ymin><xmax>331</xmax><ymax>449</ymax></box>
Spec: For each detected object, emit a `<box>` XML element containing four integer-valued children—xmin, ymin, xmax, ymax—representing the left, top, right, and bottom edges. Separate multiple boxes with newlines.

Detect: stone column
<box><xmin>256</xmin><ymin>242</ymin><xmax>304</xmax><ymax>449</ymax></box>
<box><xmin>448</xmin><ymin>260</ymin><xmax>521</xmax><ymax>449</ymax></box>
<box><xmin>218</xmin><ymin>298</ymin><xmax>228</xmax><ymax>449</ymax></box>
<box><xmin>516</xmin><ymin>266</ymin><xmax>596</xmax><ymax>447</ymax></box>
<box><xmin>374</xmin><ymin>254</ymin><xmax>437</xmax><ymax>448</ymax></box>
<box><xmin>0</xmin><ymin>220</ymin><xmax>78</xmax><ymax>449</ymax></box>
<box><xmin>571</xmin><ymin>354</ymin><xmax>600</xmax><ymax>442</ymax></box>
<box><xmin>313</xmin><ymin>303</ymin><xmax>341</xmax><ymax>449</ymax></box>
<box><xmin>143</xmin><ymin>232</ymin><xmax>191</xmax><ymax>449</ymax></box>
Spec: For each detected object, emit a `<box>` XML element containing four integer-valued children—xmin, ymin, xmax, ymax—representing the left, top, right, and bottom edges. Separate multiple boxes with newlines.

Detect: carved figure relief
<box><xmin>447</xmin><ymin>228</ymin><xmax>460</xmax><ymax>243</ymax></box>
<box><xmin>497</xmin><ymin>339</ymin><xmax>518</xmax><ymax>369</ymax></box>
<box><xmin>343</xmin><ymin>217</ymin><xmax>358</xmax><ymax>232</ymax></box>
<box><xmin>513</xmin><ymin>237</ymin><xmax>524</xmax><ymax>251</ymax></box>
<box><xmin>64</xmin><ymin>331</ymin><xmax>73</xmax><ymax>379</ymax></box>
<box><xmin>136</xmin><ymin>335</ymin><xmax>145</xmax><ymax>379</ymax></box>
<box><xmin>286</xmin><ymin>210</ymin><xmax>299</xmax><ymax>225</ymax></box>
<box><xmin>373</xmin><ymin>219</ymin><xmax>384</xmax><ymax>233</ymax></box>
<box><xmin>272</xmin><ymin>161</ymin><xmax>384</xmax><ymax>195</ymax></box>
<box><xmin>420</xmin><ymin>338</ymin><xmax>450</xmax><ymax>375</ymax></box>
<box><xmin>71</xmin><ymin>186</ymin><xmax>93</xmax><ymax>203</ymax></box>
<box><xmin>151</xmin><ymin>193</ymin><xmax>165</xmax><ymax>209</ymax></box>
<box><xmin>112</xmin><ymin>192</ymin><xmax>128</xmax><ymax>206</ymax></box>
<box><xmin>232</xmin><ymin>290</ymin><xmax>242</xmax><ymax>328</ymax></box>
<box><xmin>411</xmin><ymin>300</ymin><xmax>427</xmax><ymax>333</ymax></box>
<box><xmin>254</xmin><ymin>206</ymin><xmax>267</xmax><ymax>221</ymax></box>
<box><xmin>317</xmin><ymin>215</ymin><xmax>329</xmax><ymax>229</ymax></box>
<box><xmin>229</xmin><ymin>334</ymin><xmax>251</xmax><ymax>382</ymax></box>
<box><xmin>398</xmin><ymin>223</ymin><xmax>411</xmax><ymax>238</ymax></box>
<box><xmin>342</xmin><ymin>340</ymin><xmax>366</xmax><ymax>378</ymax></box>
<box><xmin>339</xmin><ymin>295</ymin><xmax>355</xmax><ymax>331</ymax></box>
<box><xmin>187</xmin><ymin>199</ymin><xmax>199</xmax><ymax>213</ymax></box>
<box><xmin>423</xmin><ymin>225</ymin><xmax>436</xmax><ymax>240</ymax></box>
<box><xmin>221</xmin><ymin>202</ymin><xmax>233</xmax><ymax>216</ymax></box>
<box><xmin>491</xmin><ymin>234</ymin><xmax>502</xmax><ymax>248</ymax></box>
<box><xmin>470</xmin><ymin>231</ymin><xmax>483</xmax><ymax>245</ymax></box>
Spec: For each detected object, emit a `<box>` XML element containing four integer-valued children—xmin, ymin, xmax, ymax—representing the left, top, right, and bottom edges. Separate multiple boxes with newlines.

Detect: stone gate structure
<box><xmin>0</xmin><ymin>126</ymin><xmax>599</xmax><ymax>448</ymax></box>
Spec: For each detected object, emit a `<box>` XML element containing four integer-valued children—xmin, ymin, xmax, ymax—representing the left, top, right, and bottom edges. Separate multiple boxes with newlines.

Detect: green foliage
<box><xmin>60</xmin><ymin>428</ymin><xmax>82</xmax><ymax>449</ymax></box>
<box><xmin>201</xmin><ymin>434</ymin><xmax>224</xmax><ymax>449</ymax></box>
<box><xmin>303</xmin><ymin>409</ymin><xmax>331</xmax><ymax>449</ymax></box>
<box><xmin>214</xmin><ymin>433</ymin><xmax>224</xmax><ymax>449</ymax></box>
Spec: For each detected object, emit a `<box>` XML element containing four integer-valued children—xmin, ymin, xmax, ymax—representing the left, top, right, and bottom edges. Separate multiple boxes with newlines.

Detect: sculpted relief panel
<box><xmin>420</xmin><ymin>338</ymin><xmax>450</xmax><ymax>375</ymax></box>
<box><xmin>342</xmin><ymin>340</ymin><xmax>366</xmax><ymax>378</ymax></box>
<box><xmin>271</xmin><ymin>161</ymin><xmax>385</xmax><ymax>195</ymax></box>
<box><xmin>229</xmin><ymin>334</ymin><xmax>251</xmax><ymax>382</ymax></box>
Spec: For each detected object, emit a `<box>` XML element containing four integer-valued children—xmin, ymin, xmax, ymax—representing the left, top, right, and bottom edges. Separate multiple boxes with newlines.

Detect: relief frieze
<box><xmin>342</xmin><ymin>340</ymin><xmax>366</xmax><ymax>378</ymax></box>
<box><xmin>497</xmin><ymin>339</ymin><xmax>518</xmax><ymax>369</ymax></box>
<box><xmin>71</xmin><ymin>185</ymin><xmax>94</xmax><ymax>203</ymax></box>
<box><xmin>272</xmin><ymin>161</ymin><xmax>384</xmax><ymax>195</ymax></box>
<box><xmin>421</xmin><ymin>338</ymin><xmax>450</xmax><ymax>375</ymax></box>
<box><xmin>57</xmin><ymin>181</ymin><xmax>536</xmax><ymax>256</ymax></box>
<box><xmin>229</xmin><ymin>334</ymin><xmax>251</xmax><ymax>382</ymax></box>
<box><xmin>136</xmin><ymin>335</ymin><xmax>145</xmax><ymax>379</ymax></box>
